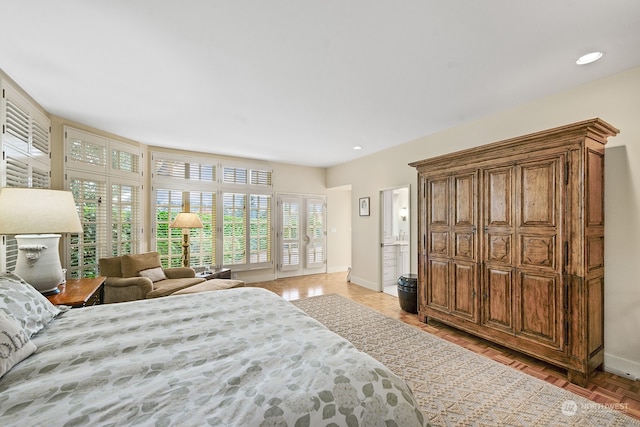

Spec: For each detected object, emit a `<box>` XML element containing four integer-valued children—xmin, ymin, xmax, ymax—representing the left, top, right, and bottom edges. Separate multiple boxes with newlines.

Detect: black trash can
<box><xmin>397</xmin><ymin>274</ymin><xmax>418</xmax><ymax>314</ymax></box>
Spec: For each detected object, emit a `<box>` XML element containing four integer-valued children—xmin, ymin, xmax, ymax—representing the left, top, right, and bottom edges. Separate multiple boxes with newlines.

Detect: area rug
<box><xmin>291</xmin><ymin>294</ymin><xmax>639</xmax><ymax>427</ymax></box>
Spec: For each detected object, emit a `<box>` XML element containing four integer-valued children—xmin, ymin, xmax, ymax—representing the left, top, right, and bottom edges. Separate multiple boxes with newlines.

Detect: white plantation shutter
<box><xmin>65</xmin><ymin>127</ymin><xmax>107</xmax><ymax>173</ymax></box>
<box><xmin>189</xmin><ymin>163</ymin><xmax>216</xmax><ymax>182</ymax></box>
<box><xmin>280</xmin><ymin>196</ymin><xmax>300</xmax><ymax>271</ymax></box>
<box><xmin>31</xmin><ymin>166</ymin><xmax>50</xmax><ymax>188</ymax></box>
<box><xmin>4</xmin><ymin>145</ymin><xmax>29</xmax><ymax>187</ymax></box>
<box><xmin>4</xmin><ymin>98</ymin><xmax>29</xmax><ymax>152</ymax></box>
<box><xmin>68</xmin><ymin>173</ymin><xmax>108</xmax><ymax>279</ymax></box>
<box><xmin>250</xmin><ymin>169</ymin><xmax>272</xmax><ymax>186</ymax></box>
<box><xmin>306</xmin><ymin>198</ymin><xmax>326</xmax><ymax>268</ymax></box>
<box><xmin>154</xmin><ymin>188</ymin><xmax>185</xmax><ymax>268</ymax></box>
<box><xmin>223</xmin><ymin>166</ymin><xmax>247</xmax><ymax>184</ymax></box>
<box><xmin>189</xmin><ymin>191</ymin><xmax>216</xmax><ymax>267</ymax></box>
<box><xmin>154</xmin><ymin>157</ymin><xmax>187</xmax><ymax>181</ymax></box>
<box><xmin>222</xmin><ymin>192</ymin><xmax>247</xmax><ymax>265</ymax></box>
<box><xmin>249</xmin><ymin>194</ymin><xmax>271</xmax><ymax>264</ymax></box>
<box><xmin>1</xmin><ymin>80</ymin><xmax>51</xmax><ymax>273</ymax></box>
<box><xmin>110</xmin><ymin>179</ymin><xmax>141</xmax><ymax>256</ymax></box>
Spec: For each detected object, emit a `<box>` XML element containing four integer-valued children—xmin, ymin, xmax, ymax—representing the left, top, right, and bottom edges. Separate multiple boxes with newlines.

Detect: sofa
<box><xmin>99</xmin><ymin>252</ymin><xmax>206</xmax><ymax>303</ymax></box>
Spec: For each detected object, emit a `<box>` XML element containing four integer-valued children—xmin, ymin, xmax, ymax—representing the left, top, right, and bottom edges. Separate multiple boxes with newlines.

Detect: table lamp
<box><xmin>0</xmin><ymin>188</ymin><xmax>83</xmax><ymax>295</ymax></box>
<box><xmin>169</xmin><ymin>212</ymin><xmax>203</xmax><ymax>267</ymax></box>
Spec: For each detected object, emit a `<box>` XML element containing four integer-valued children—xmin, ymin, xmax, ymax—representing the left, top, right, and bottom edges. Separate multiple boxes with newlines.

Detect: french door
<box><xmin>277</xmin><ymin>194</ymin><xmax>326</xmax><ymax>278</ymax></box>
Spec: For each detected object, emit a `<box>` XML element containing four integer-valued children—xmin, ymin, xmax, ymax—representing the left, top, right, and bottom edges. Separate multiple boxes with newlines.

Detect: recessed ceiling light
<box><xmin>576</xmin><ymin>51</ymin><xmax>603</xmax><ymax>65</ymax></box>
<box><xmin>353</xmin><ymin>146</ymin><xmax>362</xmax><ymax>150</ymax></box>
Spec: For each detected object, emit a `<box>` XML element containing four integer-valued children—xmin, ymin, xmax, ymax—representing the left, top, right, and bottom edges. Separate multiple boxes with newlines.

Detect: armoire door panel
<box><xmin>454</xmin><ymin>173</ymin><xmax>476</xmax><ymax>226</ymax></box>
<box><xmin>429</xmin><ymin>178</ymin><xmax>449</xmax><ymax>226</ymax></box>
<box><xmin>485</xmin><ymin>167</ymin><xmax>513</xmax><ymax>227</ymax></box>
<box><xmin>427</xmin><ymin>259</ymin><xmax>449</xmax><ymax>311</ymax></box>
<box><xmin>519</xmin><ymin>159</ymin><xmax>559</xmax><ymax>227</ymax></box>
<box><xmin>451</xmin><ymin>261</ymin><xmax>477</xmax><ymax>321</ymax></box>
<box><xmin>586</xmin><ymin>150</ymin><xmax>604</xmax><ymax>227</ymax></box>
<box><xmin>516</xmin><ymin>271</ymin><xmax>562</xmax><ymax>349</ymax></box>
<box><xmin>519</xmin><ymin>234</ymin><xmax>557</xmax><ymax>270</ymax></box>
<box><xmin>587</xmin><ymin>277</ymin><xmax>604</xmax><ymax>356</ymax></box>
<box><xmin>486</xmin><ymin>233</ymin><xmax>512</xmax><ymax>264</ymax></box>
<box><xmin>483</xmin><ymin>267</ymin><xmax>513</xmax><ymax>332</ymax></box>
<box><xmin>429</xmin><ymin>231</ymin><xmax>449</xmax><ymax>256</ymax></box>
<box><xmin>455</xmin><ymin>232</ymin><xmax>474</xmax><ymax>260</ymax></box>
<box><xmin>587</xmin><ymin>236</ymin><xmax>605</xmax><ymax>272</ymax></box>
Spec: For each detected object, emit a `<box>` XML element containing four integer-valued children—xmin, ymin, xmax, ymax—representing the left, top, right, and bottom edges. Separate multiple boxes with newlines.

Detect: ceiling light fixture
<box><xmin>353</xmin><ymin>146</ymin><xmax>362</xmax><ymax>150</ymax></box>
<box><xmin>576</xmin><ymin>51</ymin><xmax>603</xmax><ymax>65</ymax></box>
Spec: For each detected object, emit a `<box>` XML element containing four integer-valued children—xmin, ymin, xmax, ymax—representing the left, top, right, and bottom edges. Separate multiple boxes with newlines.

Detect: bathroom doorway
<box><xmin>380</xmin><ymin>185</ymin><xmax>410</xmax><ymax>296</ymax></box>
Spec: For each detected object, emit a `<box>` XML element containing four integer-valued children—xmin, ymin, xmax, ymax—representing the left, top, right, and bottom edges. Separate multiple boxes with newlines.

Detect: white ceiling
<box><xmin>2</xmin><ymin>1</ymin><xmax>640</xmax><ymax>167</ymax></box>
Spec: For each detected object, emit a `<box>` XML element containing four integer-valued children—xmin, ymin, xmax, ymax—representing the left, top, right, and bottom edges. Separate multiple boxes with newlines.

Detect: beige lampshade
<box><xmin>0</xmin><ymin>188</ymin><xmax>83</xmax><ymax>234</ymax></box>
<box><xmin>169</xmin><ymin>212</ymin><xmax>203</xmax><ymax>229</ymax></box>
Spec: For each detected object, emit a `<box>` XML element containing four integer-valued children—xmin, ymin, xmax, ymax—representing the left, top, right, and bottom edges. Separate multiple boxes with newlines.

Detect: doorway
<box><xmin>380</xmin><ymin>186</ymin><xmax>410</xmax><ymax>296</ymax></box>
<box><xmin>277</xmin><ymin>194</ymin><xmax>327</xmax><ymax>278</ymax></box>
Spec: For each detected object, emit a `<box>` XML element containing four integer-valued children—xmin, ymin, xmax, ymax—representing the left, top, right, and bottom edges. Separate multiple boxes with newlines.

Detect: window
<box><xmin>0</xmin><ymin>80</ymin><xmax>51</xmax><ymax>272</ymax></box>
<box><xmin>152</xmin><ymin>152</ymin><xmax>273</xmax><ymax>271</ymax></box>
<box><xmin>64</xmin><ymin>127</ymin><xmax>142</xmax><ymax>278</ymax></box>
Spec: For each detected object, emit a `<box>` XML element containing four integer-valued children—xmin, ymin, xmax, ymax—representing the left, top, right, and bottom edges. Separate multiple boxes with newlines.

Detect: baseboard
<box><xmin>604</xmin><ymin>353</ymin><xmax>640</xmax><ymax>381</ymax></box>
<box><xmin>348</xmin><ymin>275</ymin><xmax>379</xmax><ymax>292</ymax></box>
<box><xmin>327</xmin><ymin>266</ymin><xmax>350</xmax><ymax>274</ymax></box>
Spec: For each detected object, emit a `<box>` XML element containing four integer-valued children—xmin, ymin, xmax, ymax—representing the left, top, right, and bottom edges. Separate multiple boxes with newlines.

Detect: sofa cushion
<box><xmin>139</xmin><ymin>267</ymin><xmax>167</xmax><ymax>282</ymax></box>
<box><xmin>99</xmin><ymin>256</ymin><xmax>123</xmax><ymax>278</ymax></box>
<box><xmin>146</xmin><ymin>277</ymin><xmax>206</xmax><ymax>298</ymax></box>
<box><xmin>122</xmin><ymin>252</ymin><xmax>162</xmax><ymax>278</ymax></box>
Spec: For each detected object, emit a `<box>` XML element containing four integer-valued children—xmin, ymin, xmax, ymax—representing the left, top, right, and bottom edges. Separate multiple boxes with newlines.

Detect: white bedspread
<box><xmin>0</xmin><ymin>287</ymin><xmax>425</xmax><ymax>426</ymax></box>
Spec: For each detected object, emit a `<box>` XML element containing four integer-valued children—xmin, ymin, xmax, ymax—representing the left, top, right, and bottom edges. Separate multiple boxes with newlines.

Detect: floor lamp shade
<box><xmin>0</xmin><ymin>188</ymin><xmax>83</xmax><ymax>294</ymax></box>
<box><xmin>169</xmin><ymin>212</ymin><xmax>203</xmax><ymax>267</ymax></box>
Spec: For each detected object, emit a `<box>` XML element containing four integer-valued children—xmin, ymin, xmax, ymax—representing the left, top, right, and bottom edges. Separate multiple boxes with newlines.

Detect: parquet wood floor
<box><xmin>251</xmin><ymin>272</ymin><xmax>640</xmax><ymax>421</ymax></box>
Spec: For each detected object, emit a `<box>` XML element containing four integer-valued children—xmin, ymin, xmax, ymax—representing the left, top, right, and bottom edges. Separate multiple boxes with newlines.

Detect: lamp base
<box><xmin>41</xmin><ymin>287</ymin><xmax>61</xmax><ymax>296</ymax></box>
<box><xmin>14</xmin><ymin>234</ymin><xmax>65</xmax><ymax>294</ymax></box>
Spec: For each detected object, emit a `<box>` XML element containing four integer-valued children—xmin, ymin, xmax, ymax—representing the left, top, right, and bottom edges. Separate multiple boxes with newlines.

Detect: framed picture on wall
<box><xmin>359</xmin><ymin>197</ymin><xmax>370</xmax><ymax>216</ymax></box>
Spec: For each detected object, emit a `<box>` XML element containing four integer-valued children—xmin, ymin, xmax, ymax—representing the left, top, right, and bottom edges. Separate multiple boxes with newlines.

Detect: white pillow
<box><xmin>0</xmin><ymin>310</ymin><xmax>37</xmax><ymax>378</ymax></box>
<box><xmin>0</xmin><ymin>272</ymin><xmax>62</xmax><ymax>338</ymax></box>
<box><xmin>139</xmin><ymin>267</ymin><xmax>167</xmax><ymax>282</ymax></box>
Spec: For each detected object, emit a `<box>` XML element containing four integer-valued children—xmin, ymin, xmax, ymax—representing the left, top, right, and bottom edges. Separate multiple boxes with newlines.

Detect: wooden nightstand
<box><xmin>46</xmin><ymin>277</ymin><xmax>106</xmax><ymax>308</ymax></box>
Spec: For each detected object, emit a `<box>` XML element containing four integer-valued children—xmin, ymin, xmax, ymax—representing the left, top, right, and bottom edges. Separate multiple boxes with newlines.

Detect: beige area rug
<box><xmin>291</xmin><ymin>294</ymin><xmax>639</xmax><ymax>427</ymax></box>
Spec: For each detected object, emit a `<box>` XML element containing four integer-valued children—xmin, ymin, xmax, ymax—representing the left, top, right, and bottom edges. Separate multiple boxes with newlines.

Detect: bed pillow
<box><xmin>0</xmin><ymin>310</ymin><xmax>37</xmax><ymax>378</ymax></box>
<box><xmin>0</xmin><ymin>272</ymin><xmax>62</xmax><ymax>338</ymax></box>
<box><xmin>139</xmin><ymin>267</ymin><xmax>167</xmax><ymax>282</ymax></box>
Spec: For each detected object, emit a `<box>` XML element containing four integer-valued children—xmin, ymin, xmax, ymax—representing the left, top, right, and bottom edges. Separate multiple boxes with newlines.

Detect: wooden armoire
<box><xmin>409</xmin><ymin>118</ymin><xmax>619</xmax><ymax>386</ymax></box>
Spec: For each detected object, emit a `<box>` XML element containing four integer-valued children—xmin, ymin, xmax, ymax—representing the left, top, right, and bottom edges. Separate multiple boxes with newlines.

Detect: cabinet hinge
<box><xmin>565</xmin><ymin>161</ymin><xmax>569</xmax><ymax>185</ymax></box>
<box><xmin>564</xmin><ymin>320</ymin><xmax>569</xmax><ymax>346</ymax></box>
<box><xmin>563</xmin><ymin>241</ymin><xmax>569</xmax><ymax>267</ymax></box>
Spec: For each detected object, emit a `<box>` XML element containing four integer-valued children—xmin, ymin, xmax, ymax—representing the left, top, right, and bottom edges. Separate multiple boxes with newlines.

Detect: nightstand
<box><xmin>46</xmin><ymin>277</ymin><xmax>106</xmax><ymax>308</ymax></box>
<box><xmin>195</xmin><ymin>268</ymin><xmax>231</xmax><ymax>280</ymax></box>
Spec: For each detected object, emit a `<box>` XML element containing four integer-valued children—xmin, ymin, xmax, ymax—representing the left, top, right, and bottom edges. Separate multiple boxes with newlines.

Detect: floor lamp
<box><xmin>169</xmin><ymin>212</ymin><xmax>203</xmax><ymax>267</ymax></box>
<box><xmin>0</xmin><ymin>188</ymin><xmax>83</xmax><ymax>295</ymax></box>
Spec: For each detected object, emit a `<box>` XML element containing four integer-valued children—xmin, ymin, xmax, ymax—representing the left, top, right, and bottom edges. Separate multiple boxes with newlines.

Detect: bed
<box><xmin>0</xmin><ymin>273</ymin><xmax>425</xmax><ymax>426</ymax></box>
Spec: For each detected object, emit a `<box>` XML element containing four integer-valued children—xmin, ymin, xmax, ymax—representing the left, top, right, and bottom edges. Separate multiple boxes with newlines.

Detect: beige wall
<box><xmin>327</xmin><ymin>66</ymin><xmax>640</xmax><ymax>379</ymax></box>
<box><xmin>327</xmin><ymin>186</ymin><xmax>352</xmax><ymax>273</ymax></box>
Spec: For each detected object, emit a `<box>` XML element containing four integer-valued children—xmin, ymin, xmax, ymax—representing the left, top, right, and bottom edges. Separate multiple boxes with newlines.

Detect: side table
<box><xmin>46</xmin><ymin>277</ymin><xmax>106</xmax><ymax>308</ymax></box>
<box><xmin>196</xmin><ymin>268</ymin><xmax>231</xmax><ymax>280</ymax></box>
